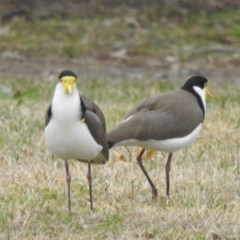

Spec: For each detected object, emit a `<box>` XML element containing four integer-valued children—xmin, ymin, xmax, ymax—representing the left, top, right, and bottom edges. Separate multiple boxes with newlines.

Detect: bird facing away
<box><xmin>44</xmin><ymin>70</ymin><xmax>109</xmax><ymax>212</ymax></box>
<box><xmin>107</xmin><ymin>76</ymin><xmax>211</xmax><ymax>199</ymax></box>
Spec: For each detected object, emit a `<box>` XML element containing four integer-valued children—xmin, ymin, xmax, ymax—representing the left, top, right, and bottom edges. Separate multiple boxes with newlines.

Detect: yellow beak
<box><xmin>61</xmin><ymin>76</ymin><xmax>76</xmax><ymax>94</ymax></box>
<box><xmin>205</xmin><ymin>84</ymin><xmax>212</xmax><ymax>99</ymax></box>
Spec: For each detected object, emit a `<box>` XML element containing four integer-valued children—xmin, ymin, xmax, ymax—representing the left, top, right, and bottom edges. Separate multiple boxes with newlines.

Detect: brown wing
<box><xmin>107</xmin><ymin>90</ymin><xmax>203</xmax><ymax>143</ymax></box>
<box><xmin>81</xmin><ymin>95</ymin><xmax>106</xmax><ymax>133</ymax></box>
<box><xmin>81</xmin><ymin>95</ymin><xmax>109</xmax><ymax>162</ymax></box>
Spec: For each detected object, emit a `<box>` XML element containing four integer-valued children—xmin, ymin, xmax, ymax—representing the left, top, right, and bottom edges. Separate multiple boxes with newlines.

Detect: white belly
<box><xmin>114</xmin><ymin>123</ymin><xmax>202</xmax><ymax>153</ymax></box>
<box><xmin>45</xmin><ymin>120</ymin><xmax>102</xmax><ymax>160</ymax></box>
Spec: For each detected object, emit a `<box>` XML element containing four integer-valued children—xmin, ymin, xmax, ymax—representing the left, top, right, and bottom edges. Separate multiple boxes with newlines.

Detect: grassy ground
<box><xmin>0</xmin><ymin>77</ymin><xmax>240</xmax><ymax>239</ymax></box>
<box><xmin>0</xmin><ymin>8</ymin><xmax>240</xmax><ymax>60</ymax></box>
<box><xmin>0</xmin><ymin>6</ymin><xmax>240</xmax><ymax>240</ymax></box>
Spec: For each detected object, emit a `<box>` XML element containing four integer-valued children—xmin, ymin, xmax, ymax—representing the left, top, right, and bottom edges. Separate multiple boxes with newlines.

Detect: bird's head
<box><xmin>182</xmin><ymin>76</ymin><xmax>212</xmax><ymax>99</ymax></box>
<box><xmin>58</xmin><ymin>70</ymin><xmax>77</xmax><ymax>94</ymax></box>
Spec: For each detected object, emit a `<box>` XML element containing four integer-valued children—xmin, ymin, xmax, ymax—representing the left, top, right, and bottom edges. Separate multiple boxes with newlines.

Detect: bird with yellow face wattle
<box><xmin>44</xmin><ymin>70</ymin><xmax>109</xmax><ymax>212</ymax></box>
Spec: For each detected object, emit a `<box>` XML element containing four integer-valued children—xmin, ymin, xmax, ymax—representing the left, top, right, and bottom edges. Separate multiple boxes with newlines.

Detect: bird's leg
<box><xmin>136</xmin><ymin>149</ymin><xmax>158</xmax><ymax>199</ymax></box>
<box><xmin>165</xmin><ymin>153</ymin><xmax>173</xmax><ymax>196</ymax></box>
<box><xmin>87</xmin><ymin>162</ymin><xmax>93</xmax><ymax>211</ymax></box>
<box><xmin>64</xmin><ymin>159</ymin><xmax>71</xmax><ymax>213</ymax></box>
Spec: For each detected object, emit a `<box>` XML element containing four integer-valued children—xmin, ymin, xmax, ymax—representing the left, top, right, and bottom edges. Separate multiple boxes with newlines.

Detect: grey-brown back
<box><xmin>107</xmin><ymin>89</ymin><xmax>203</xmax><ymax>144</ymax></box>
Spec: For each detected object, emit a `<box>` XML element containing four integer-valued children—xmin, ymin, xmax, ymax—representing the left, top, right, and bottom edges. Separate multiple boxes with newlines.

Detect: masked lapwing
<box><xmin>107</xmin><ymin>76</ymin><xmax>211</xmax><ymax>199</ymax></box>
<box><xmin>44</xmin><ymin>70</ymin><xmax>109</xmax><ymax>212</ymax></box>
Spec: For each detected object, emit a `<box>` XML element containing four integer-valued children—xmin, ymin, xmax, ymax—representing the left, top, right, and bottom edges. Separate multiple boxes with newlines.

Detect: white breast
<box><xmin>44</xmin><ymin>83</ymin><xmax>102</xmax><ymax>160</ymax></box>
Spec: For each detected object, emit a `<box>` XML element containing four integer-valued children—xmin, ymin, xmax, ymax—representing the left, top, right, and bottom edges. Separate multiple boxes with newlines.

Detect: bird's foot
<box><xmin>152</xmin><ymin>188</ymin><xmax>158</xmax><ymax>200</ymax></box>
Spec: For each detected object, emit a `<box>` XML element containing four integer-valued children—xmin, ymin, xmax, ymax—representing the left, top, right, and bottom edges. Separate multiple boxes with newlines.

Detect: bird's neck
<box><xmin>182</xmin><ymin>87</ymin><xmax>206</xmax><ymax>119</ymax></box>
<box><xmin>192</xmin><ymin>86</ymin><xmax>206</xmax><ymax>113</ymax></box>
<box><xmin>51</xmin><ymin>84</ymin><xmax>81</xmax><ymax>123</ymax></box>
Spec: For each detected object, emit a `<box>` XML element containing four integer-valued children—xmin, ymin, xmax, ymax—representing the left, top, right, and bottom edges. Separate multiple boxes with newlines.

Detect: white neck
<box><xmin>51</xmin><ymin>82</ymin><xmax>81</xmax><ymax>123</ymax></box>
<box><xmin>193</xmin><ymin>86</ymin><xmax>206</xmax><ymax>113</ymax></box>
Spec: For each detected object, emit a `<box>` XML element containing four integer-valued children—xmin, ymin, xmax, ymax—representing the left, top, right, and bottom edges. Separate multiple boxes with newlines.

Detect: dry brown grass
<box><xmin>0</xmin><ymin>77</ymin><xmax>240</xmax><ymax>239</ymax></box>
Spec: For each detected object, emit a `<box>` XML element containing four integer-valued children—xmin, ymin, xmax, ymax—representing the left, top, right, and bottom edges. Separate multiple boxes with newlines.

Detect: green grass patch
<box><xmin>0</xmin><ymin>8</ymin><xmax>240</xmax><ymax>59</ymax></box>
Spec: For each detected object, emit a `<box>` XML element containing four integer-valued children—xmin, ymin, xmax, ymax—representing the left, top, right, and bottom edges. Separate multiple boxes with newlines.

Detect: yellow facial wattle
<box><xmin>61</xmin><ymin>76</ymin><xmax>76</xmax><ymax>94</ymax></box>
<box><xmin>204</xmin><ymin>82</ymin><xmax>212</xmax><ymax>99</ymax></box>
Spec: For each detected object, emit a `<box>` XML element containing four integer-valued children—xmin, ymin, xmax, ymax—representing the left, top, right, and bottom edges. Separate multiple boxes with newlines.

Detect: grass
<box><xmin>0</xmin><ymin>6</ymin><xmax>240</xmax><ymax>238</ymax></box>
<box><xmin>0</xmin><ymin>76</ymin><xmax>240</xmax><ymax>239</ymax></box>
<box><xmin>0</xmin><ymin>8</ymin><xmax>240</xmax><ymax>59</ymax></box>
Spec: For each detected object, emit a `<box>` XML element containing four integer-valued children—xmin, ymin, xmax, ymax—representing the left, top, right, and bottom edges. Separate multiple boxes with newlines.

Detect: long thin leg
<box><xmin>136</xmin><ymin>149</ymin><xmax>158</xmax><ymax>199</ymax></box>
<box><xmin>87</xmin><ymin>162</ymin><xmax>93</xmax><ymax>211</ymax></box>
<box><xmin>64</xmin><ymin>159</ymin><xmax>71</xmax><ymax>213</ymax></box>
<box><xmin>165</xmin><ymin>153</ymin><xmax>173</xmax><ymax>196</ymax></box>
